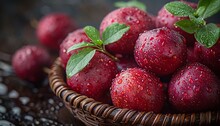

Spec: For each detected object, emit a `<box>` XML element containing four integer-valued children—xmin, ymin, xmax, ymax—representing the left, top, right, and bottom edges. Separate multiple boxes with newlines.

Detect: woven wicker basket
<box><xmin>49</xmin><ymin>58</ymin><xmax>220</xmax><ymax>126</ymax></box>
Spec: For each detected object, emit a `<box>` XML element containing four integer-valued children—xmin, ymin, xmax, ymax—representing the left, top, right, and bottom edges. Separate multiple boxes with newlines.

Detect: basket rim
<box><xmin>49</xmin><ymin>57</ymin><xmax>220</xmax><ymax>125</ymax></box>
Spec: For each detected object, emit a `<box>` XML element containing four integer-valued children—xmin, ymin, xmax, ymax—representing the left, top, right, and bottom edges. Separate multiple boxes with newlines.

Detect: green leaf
<box><xmin>84</xmin><ymin>26</ymin><xmax>102</xmax><ymax>45</ymax></box>
<box><xmin>102</xmin><ymin>23</ymin><xmax>130</xmax><ymax>45</ymax></box>
<box><xmin>189</xmin><ymin>15</ymin><xmax>205</xmax><ymax>26</ymax></box>
<box><xmin>197</xmin><ymin>0</ymin><xmax>220</xmax><ymax>19</ymax></box>
<box><xmin>195</xmin><ymin>23</ymin><xmax>219</xmax><ymax>48</ymax></box>
<box><xmin>165</xmin><ymin>1</ymin><xmax>195</xmax><ymax>17</ymax></box>
<box><xmin>175</xmin><ymin>19</ymin><xmax>199</xmax><ymax>34</ymax></box>
<box><xmin>66</xmin><ymin>48</ymin><xmax>96</xmax><ymax>78</ymax></box>
<box><xmin>67</xmin><ymin>42</ymin><xmax>95</xmax><ymax>53</ymax></box>
<box><xmin>114</xmin><ymin>1</ymin><xmax>146</xmax><ymax>11</ymax></box>
<box><xmin>196</xmin><ymin>6</ymin><xmax>206</xmax><ymax>17</ymax></box>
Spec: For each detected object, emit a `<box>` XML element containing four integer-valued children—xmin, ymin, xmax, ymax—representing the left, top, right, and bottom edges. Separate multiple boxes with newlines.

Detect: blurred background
<box><xmin>0</xmin><ymin>0</ymin><xmax>219</xmax><ymax>55</ymax></box>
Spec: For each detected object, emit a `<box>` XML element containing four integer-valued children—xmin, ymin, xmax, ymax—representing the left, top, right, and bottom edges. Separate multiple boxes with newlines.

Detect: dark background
<box><xmin>0</xmin><ymin>0</ymin><xmax>219</xmax><ymax>55</ymax></box>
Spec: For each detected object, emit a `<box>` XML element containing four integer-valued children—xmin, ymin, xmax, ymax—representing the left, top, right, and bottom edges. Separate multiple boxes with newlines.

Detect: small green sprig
<box><xmin>66</xmin><ymin>23</ymin><xmax>130</xmax><ymax>78</ymax></box>
<box><xmin>115</xmin><ymin>0</ymin><xmax>147</xmax><ymax>12</ymax></box>
<box><xmin>165</xmin><ymin>0</ymin><xmax>220</xmax><ymax>48</ymax></box>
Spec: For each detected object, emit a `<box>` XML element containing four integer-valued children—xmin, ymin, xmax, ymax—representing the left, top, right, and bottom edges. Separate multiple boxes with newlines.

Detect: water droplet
<box><xmin>0</xmin><ymin>105</ymin><xmax>6</xmax><ymax>113</ymax></box>
<box><xmin>147</xmin><ymin>89</ymin><xmax>152</xmax><ymax>96</ymax></box>
<box><xmin>48</xmin><ymin>98</ymin><xmax>54</xmax><ymax>104</ymax></box>
<box><xmin>8</xmin><ymin>90</ymin><xmax>19</xmax><ymax>98</ymax></box>
<box><xmin>206</xmin><ymin>87</ymin><xmax>212</xmax><ymax>93</ymax></box>
<box><xmin>59</xmin><ymin>102</ymin><xmax>63</xmax><ymax>107</ymax></box>
<box><xmin>158</xmin><ymin>83</ymin><xmax>163</xmax><ymax>88</ymax></box>
<box><xmin>0</xmin><ymin>83</ymin><xmax>7</xmax><ymax>95</ymax></box>
<box><xmin>12</xmin><ymin>107</ymin><xmax>21</xmax><ymax>115</ymax></box>
<box><xmin>24</xmin><ymin>115</ymin><xmax>33</xmax><ymax>121</ymax></box>
<box><xmin>117</xmin><ymin>79</ymin><xmax>122</xmax><ymax>84</ymax></box>
<box><xmin>19</xmin><ymin>97</ymin><xmax>30</xmax><ymax>105</ymax></box>
<box><xmin>0</xmin><ymin>120</ymin><xmax>15</xmax><ymax>126</ymax></box>
<box><xmin>35</xmin><ymin>120</ymin><xmax>40</xmax><ymax>125</ymax></box>
<box><xmin>189</xmin><ymin>78</ymin><xmax>193</xmax><ymax>84</ymax></box>
<box><xmin>183</xmin><ymin>92</ymin><xmax>188</xmax><ymax>97</ymax></box>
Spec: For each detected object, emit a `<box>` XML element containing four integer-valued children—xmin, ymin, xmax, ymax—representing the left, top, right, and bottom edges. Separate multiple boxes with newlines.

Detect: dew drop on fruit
<box><xmin>189</xmin><ymin>78</ymin><xmax>193</xmax><ymax>84</ymax></box>
<box><xmin>158</xmin><ymin>83</ymin><xmax>163</xmax><ymax>88</ymax></box>
<box><xmin>146</xmin><ymin>89</ymin><xmax>152</xmax><ymax>96</ymax></box>
<box><xmin>143</xmin><ymin>59</ymin><xmax>148</xmax><ymax>64</ymax></box>
<box><xmin>111</xmin><ymin>19</ymin><xmax>115</xmax><ymax>23</ymax></box>
<box><xmin>206</xmin><ymin>87</ymin><xmax>212</xmax><ymax>93</ymax></box>
<box><xmin>117</xmin><ymin>79</ymin><xmax>122</xmax><ymax>84</ymax></box>
<box><xmin>150</xmin><ymin>37</ymin><xmax>154</xmax><ymax>41</ymax></box>
<box><xmin>195</xmin><ymin>86</ymin><xmax>200</xmax><ymax>93</ymax></box>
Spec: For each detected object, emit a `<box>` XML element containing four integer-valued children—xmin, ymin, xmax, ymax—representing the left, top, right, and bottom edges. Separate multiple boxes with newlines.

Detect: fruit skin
<box><xmin>111</xmin><ymin>68</ymin><xmax>165</xmax><ymax>113</ymax></box>
<box><xmin>134</xmin><ymin>27</ymin><xmax>187</xmax><ymax>77</ymax></box>
<box><xmin>186</xmin><ymin>47</ymin><xmax>199</xmax><ymax>63</ymax></box>
<box><xmin>12</xmin><ymin>45</ymin><xmax>51</xmax><ymax>82</ymax></box>
<box><xmin>100</xmin><ymin>7</ymin><xmax>155</xmax><ymax>55</ymax></box>
<box><xmin>67</xmin><ymin>52</ymin><xmax>117</xmax><ymax>103</ymax></box>
<box><xmin>37</xmin><ymin>13</ymin><xmax>76</xmax><ymax>50</ymax></box>
<box><xmin>168</xmin><ymin>62</ymin><xmax>220</xmax><ymax>113</ymax></box>
<box><xmin>59</xmin><ymin>29</ymin><xmax>91</xmax><ymax>68</ymax></box>
<box><xmin>194</xmin><ymin>40</ymin><xmax>220</xmax><ymax>76</ymax></box>
<box><xmin>156</xmin><ymin>1</ymin><xmax>197</xmax><ymax>46</ymax></box>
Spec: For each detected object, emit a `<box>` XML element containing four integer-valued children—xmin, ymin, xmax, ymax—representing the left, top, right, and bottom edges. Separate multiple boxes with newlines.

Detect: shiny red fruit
<box><xmin>111</xmin><ymin>68</ymin><xmax>165</xmax><ymax>113</ymax></box>
<box><xmin>59</xmin><ymin>29</ymin><xmax>91</xmax><ymax>68</ymax></box>
<box><xmin>100</xmin><ymin>7</ymin><xmax>155</xmax><ymax>54</ymax></box>
<box><xmin>134</xmin><ymin>27</ymin><xmax>187</xmax><ymax>77</ymax></box>
<box><xmin>156</xmin><ymin>1</ymin><xmax>197</xmax><ymax>46</ymax></box>
<box><xmin>67</xmin><ymin>52</ymin><xmax>117</xmax><ymax>103</ymax></box>
<box><xmin>168</xmin><ymin>63</ymin><xmax>220</xmax><ymax>112</ymax></box>
<box><xmin>37</xmin><ymin>13</ymin><xmax>76</xmax><ymax>50</ymax></box>
<box><xmin>194</xmin><ymin>41</ymin><xmax>220</xmax><ymax>76</ymax></box>
<box><xmin>12</xmin><ymin>45</ymin><xmax>51</xmax><ymax>82</ymax></box>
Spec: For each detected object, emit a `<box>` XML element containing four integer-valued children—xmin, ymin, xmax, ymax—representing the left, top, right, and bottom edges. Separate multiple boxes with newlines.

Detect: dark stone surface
<box><xmin>0</xmin><ymin>60</ymin><xmax>86</xmax><ymax>125</ymax></box>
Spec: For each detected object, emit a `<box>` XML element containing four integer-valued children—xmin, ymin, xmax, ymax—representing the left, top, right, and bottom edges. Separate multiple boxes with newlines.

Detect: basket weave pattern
<box><xmin>49</xmin><ymin>58</ymin><xmax>220</xmax><ymax>126</ymax></box>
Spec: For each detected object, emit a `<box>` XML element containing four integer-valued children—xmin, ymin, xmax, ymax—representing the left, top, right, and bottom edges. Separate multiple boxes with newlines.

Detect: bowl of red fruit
<box><xmin>49</xmin><ymin>0</ymin><xmax>220</xmax><ymax>125</ymax></box>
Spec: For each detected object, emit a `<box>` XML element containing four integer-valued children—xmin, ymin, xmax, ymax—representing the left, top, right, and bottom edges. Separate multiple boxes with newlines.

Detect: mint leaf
<box><xmin>195</xmin><ymin>23</ymin><xmax>219</xmax><ymax>48</ymax></box>
<box><xmin>115</xmin><ymin>1</ymin><xmax>146</xmax><ymax>12</ymax></box>
<box><xmin>67</xmin><ymin>42</ymin><xmax>95</xmax><ymax>53</ymax></box>
<box><xmin>66</xmin><ymin>48</ymin><xmax>96</xmax><ymax>77</ymax></box>
<box><xmin>189</xmin><ymin>15</ymin><xmax>205</xmax><ymax>26</ymax></box>
<box><xmin>197</xmin><ymin>0</ymin><xmax>220</xmax><ymax>19</ymax></box>
<box><xmin>196</xmin><ymin>6</ymin><xmax>206</xmax><ymax>17</ymax></box>
<box><xmin>84</xmin><ymin>26</ymin><xmax>102</xmax><ymax>45</ymax></box>
<box><xmin>175</xmin><ymin>19</ymin><xmax>199</xmax><ymax>34</ymax></box>
<box><xmin>165</xmin><ymin>1</ymin><xmax>195</xmax><ymax>17</ymax></box>
<box><xmin>102</xmin><ymin>23</ymin><xmax>130</xmax><ymax>45</ymax></box>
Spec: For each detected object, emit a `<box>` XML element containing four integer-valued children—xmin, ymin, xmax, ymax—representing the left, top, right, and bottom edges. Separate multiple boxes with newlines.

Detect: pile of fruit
<box><xmin>12</xmin><ymin>0</ymin><xmax>220</xmax><ymax>114</ymax></box>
